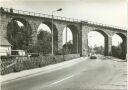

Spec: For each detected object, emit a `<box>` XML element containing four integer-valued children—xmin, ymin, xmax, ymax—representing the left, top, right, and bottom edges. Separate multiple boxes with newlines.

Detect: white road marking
<box><xmin>29</xmin><ymin>75</ymin><xmax>76</xmax><ymax>90</ymax></box>
<box><xmin>51</xmin><ymin>75</ymin><xmax>74</xmax><ymax>85</ymax></box>
<box><xmin>44</xmin><ymin>74</ymin><xmax>75</xmax><ymax>88</ymax></box>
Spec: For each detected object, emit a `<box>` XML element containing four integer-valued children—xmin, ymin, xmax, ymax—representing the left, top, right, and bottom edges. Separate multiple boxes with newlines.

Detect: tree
<box><xmin>93</xmin><ymin>45</ymin><xmax>104</xmax><ymax>55</ymax></box>
<box><xmin>112</xmin><ymin>42</ymin><xmax>127</xmax><ymax>59</ymax></box>
<box><xmin>63</xmin><ymin>40</ymin><xmax>74</xmax><ymax>54</ymax></box>
<box><xmin>37</xmin><ymin>30</ymin><xmax>52</xmax><ymax>55</ymax></box>
<box><xmin>7</xmin><ymin>20</ymin><xmax>32</xmax><ymax>51</ymax></box>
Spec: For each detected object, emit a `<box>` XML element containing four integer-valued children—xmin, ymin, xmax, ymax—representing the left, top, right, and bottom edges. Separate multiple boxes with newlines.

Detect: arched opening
<box><xmin>62</xmin><ymin>25</ymin><xmax>79</xmax><ymax>54</ymax></box>
<box><xmin>36</xmin><ymin>23</ymin><xmax>52</xmax><ymax>54</ymax></box>
<box><xmin>112</xmin><ymin>33</ymin><xmax>127</xmax><ymax>59</ymax></box>
<box><xmin>63</xmin><ymin>27</ymin><xmax>73</xmax><ymax>45</ymax></box>
<box><xmin>36</xmin><ymin>22</ymin><xmax>58</xmax><ymax>55</ymax></box>
<box><xmin>88</xmin><ymin>30</ymin><xmax>108</xmax><ymax>56</ymax></box>
<box><xmin>7</xmin><ymin>18</ymin><xmax>32</xmax><ymax>51</ymax></box>
<box><xmin>37</xmin><ymin>23</ymin><xmax>51</xmax><ymax>34</ymax></box>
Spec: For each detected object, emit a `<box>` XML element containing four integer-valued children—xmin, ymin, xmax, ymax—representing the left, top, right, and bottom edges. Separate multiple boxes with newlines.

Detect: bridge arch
<box><xmin>88</xmin><ymin>29</ymin><xmax>110</xmax><ymax>56</ymax></box>
<box><xmin>115</xmin><ymin>33</ymin><xmax>126</xmax><ymax>40</ymax></box>
<box><xmin>37</xmin><ymin>21</ymin><xmax>58</xmax><ymax>54</ymax></box>
<box><xmin>7</xmin><ymin>17</ymin><xmax>32</xmax><ymax>50</ymax></box>
<box><xmin>7</xmin><ymin>17</ymin><xmax>32</xmax><ymax>32</ymax></box>
<box><xmin>62</xmin><ymin>24</ymin><xmax>79</xmax><ymax>54</ymax></box>
<box><xmin>112</xmin><ymin>33</ymin><xmax>127</xmax><ymax>59</ymax></box>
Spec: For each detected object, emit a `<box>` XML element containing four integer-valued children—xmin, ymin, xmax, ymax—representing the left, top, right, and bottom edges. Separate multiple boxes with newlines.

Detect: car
<box><xmin>90</xmin><ymin>55</ymin><xmax>97</xmax><ymax>59</ymax></box>
<box><xmin>28</xmin><ymin>53</ymin><xmax>39</xmax><ymax>57</ymax></box>
<box><xmin>11</xmin><ymin>50</ymin><xmax>26</xmax><ymax>56</ymax></box>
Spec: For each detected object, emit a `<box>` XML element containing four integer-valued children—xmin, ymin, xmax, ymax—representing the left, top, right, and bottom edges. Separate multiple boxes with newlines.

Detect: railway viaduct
<box><xmin>0</xmin><ymin>7</ymin><xmax>127</xmax><ymax>57</ymax></box>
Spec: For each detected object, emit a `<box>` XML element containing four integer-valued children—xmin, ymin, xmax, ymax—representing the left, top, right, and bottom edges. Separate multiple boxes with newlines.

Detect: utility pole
<box><xmin>51</xmin><ymin>8</ymin><xmax>62</xmax><ymax>55</ymax></box>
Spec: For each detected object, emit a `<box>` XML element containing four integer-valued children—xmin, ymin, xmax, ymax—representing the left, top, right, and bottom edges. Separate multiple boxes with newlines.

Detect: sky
<box><xmin>1</xmin><ymin>0</ymin><xmax>127</xmax><ymax>47</ymax></box>
<box><xmin>88</xmin><ymin>31</ymin><xmax>123</xmax><ymax>47</ymax></box>
<box><xmin>0</xmin><ymin>0</ymin><xmax>127</xmax><ymax>28</ymax></box>
<box><xmin>63</xmin><ymin>27</ymin><xmax>73</xmax><ymax>45</ymax></box>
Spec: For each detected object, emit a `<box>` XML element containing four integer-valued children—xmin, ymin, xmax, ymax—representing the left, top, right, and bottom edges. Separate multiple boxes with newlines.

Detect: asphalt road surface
<box><xmin>1</xmin><ymin>57</ymin><xmax>127</xmax><ymax>90</ymax></box>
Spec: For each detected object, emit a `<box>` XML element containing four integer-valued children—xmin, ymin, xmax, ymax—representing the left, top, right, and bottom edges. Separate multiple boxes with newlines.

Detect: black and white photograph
<box><xmin>0</xmin><ymin>0</ymin><xmax>127</xmax><ymax>90</ymax></box>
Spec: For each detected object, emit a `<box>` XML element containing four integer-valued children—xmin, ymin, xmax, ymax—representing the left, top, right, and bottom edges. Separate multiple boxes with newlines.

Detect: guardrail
<box><xmin>1</xmin><ymin>7</ymin><xmax>80</xmax><ymax>23</ymax></box>
<box><xmin>82</xmin><ymin>20</ymin><xmax>127</xmax><ymax>30</ymax></box>
<box><xmin>0</xmin><ymin>7</ymin><xmax>127</xmax><ymax>30</ymax></box>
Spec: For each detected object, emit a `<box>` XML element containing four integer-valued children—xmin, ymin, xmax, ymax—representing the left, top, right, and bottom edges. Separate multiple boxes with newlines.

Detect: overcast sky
<box><xmin>0</xmin><ymin>0</ymin><xmax>127</xmax><ymax>28</ymax></box>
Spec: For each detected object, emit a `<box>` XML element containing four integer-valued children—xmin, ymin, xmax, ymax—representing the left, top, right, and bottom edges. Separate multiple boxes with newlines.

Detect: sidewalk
<box><xmin>0</xmin><ymin>57</ymin><xmax>88</xmax><ymax>83</ymax></box>
<box><xmin>98</xmin><ymin>60</ymin><xmax>127</xmax><ymax>89</ymax></box>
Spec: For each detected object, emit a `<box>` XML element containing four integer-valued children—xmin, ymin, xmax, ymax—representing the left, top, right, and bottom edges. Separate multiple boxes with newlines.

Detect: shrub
<box><xmin>1</xmin><ymin>56</ymin><xmax>16</xmax><ymax>59</ymax></box>
<box><xmin>1</xmin><ymin>54</ymin><xmax>80</xmax><ymax>75</ymax></box>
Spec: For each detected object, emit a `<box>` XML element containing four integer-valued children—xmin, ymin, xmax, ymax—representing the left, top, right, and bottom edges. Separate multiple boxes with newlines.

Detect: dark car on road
<box><xmin>90</xmin><ymin>55</ymin><xmax>97</xmax><ymax>59</ymax></box>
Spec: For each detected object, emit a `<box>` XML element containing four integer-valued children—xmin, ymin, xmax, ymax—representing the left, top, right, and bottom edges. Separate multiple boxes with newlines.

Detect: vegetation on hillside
<box><xmin>112</xmin><ymin>42</ymin><xmax>126</xmax><ymax>59</ymax></box>
<box><xmin>7</xmin><ymin>20</ymin><xmax>32</xmax><ymax>51</ymax></box>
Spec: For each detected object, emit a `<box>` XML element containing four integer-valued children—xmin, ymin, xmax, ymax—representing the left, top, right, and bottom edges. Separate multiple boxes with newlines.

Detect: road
<box><xmin>1</xmin><ymin>57</ymin><xmax>127</xmax><ymax>90</ymax></box>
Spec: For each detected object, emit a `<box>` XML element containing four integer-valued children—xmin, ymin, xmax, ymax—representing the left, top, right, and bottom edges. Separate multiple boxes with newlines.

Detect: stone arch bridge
<box><xmin>0</xmin><ymin>7</ymin><xmax>127</xmax><ymax>57</ymax></box>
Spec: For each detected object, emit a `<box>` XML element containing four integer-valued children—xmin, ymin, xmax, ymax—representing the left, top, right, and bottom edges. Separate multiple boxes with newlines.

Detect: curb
<box><xmin>1</xmin><ymin>57</ymin><xmax>87</xmax><ymax>83</ymax></box>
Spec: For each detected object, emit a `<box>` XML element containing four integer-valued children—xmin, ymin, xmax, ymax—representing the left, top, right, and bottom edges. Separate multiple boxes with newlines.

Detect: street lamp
<box><xmin>77</xmin><ymin>33</ymin><xmax>79</xmax><ymax>53</ymax></box>
<box><xmin>87</xmin><ymin>37</ymin><xmax>89</xmax><ymax>56</ymax></box>
<box><xmin>52</xmin><ymin>8</ymin><xmax>62</xmax><ymax>55</ymax></box>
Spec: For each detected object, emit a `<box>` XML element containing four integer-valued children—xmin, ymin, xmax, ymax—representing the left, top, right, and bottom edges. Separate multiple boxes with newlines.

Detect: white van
<box><xmin>11</xmin><ymin>50</ymin><xmax>26</xmax><ymax>56</ymax></box>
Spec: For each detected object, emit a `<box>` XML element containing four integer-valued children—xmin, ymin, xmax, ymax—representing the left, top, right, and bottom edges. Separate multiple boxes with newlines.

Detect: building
<box><xmin>0</xmin><ymin>36</ymin><xmax>11</xmax><ymax>56</ymax></box>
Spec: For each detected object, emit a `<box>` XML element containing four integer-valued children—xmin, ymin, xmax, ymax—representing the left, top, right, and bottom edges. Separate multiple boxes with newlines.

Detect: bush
<box><xmin>1</xmin><ymin>56</ymin><xmax>16</xmax><ymax>59</ymax></box>
<box><xmin>55</xmin><ymin>50</ymin><xmax>63</xmax><ymax>55</ymax></box>
<box><xmin>1</xmin><ymin>54</ymin><xmax>80</xmax><ymax>75</ymax></box>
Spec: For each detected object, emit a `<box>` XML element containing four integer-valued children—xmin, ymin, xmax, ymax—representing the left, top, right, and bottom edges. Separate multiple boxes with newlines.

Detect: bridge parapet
<box><xmin>0</xmin><ymin>7</ymin><xmax>80</xmax><ymax>23</ymax></box>
<box><xmin>81</xmin><ymin>21</ymin><xmax>127</xmax><ymax>31</ymax></box>
<box><xmin>0</xmin><ymin>7</ymin><xmax>127</xmax><ymax>31</ymax></box>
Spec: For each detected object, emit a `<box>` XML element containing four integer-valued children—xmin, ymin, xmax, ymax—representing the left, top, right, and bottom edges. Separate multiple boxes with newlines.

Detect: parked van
<box><xmin>11</xmin><ymin>50</ymin><xmax>26</xmax><ymax>56</ymax></box>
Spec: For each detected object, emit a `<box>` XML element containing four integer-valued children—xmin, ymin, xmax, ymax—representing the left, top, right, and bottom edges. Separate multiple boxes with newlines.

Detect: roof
<box><xmin>0</xmin><ymin>36</ymin><xmax>11</xmax><ymax>46</ymax></box>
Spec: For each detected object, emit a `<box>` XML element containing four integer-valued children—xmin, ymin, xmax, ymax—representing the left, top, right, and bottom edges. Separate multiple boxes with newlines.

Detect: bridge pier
<box><xmin>121</xmin><ymin>38</ymin><xmax>127</xmax><ymax>59</ymax></box>
<box><xmin>54</xmin><ymin>24</ymin><xmax>67</xmax><ymax>52</ymax></box>
<box><xmin>57</xmin><ymin>26</ymin><xmax>64</xmax><ymax>51</ymax></box>
<box><xmin>29</xmin><ymin>22</ymin><xmax>39</xmax><ymax>45</ymax></box>
<box><xmin>0</xmin><ymin>14</ymin><xmax>11</xmax><ymax>38</ymax></box>
<box><xmin>81</xmin><ymin>26</ymin><xmax>89</xmax><ymax>56</ymax></box>
<box><xmin>105</xmin><ymin>36</ymin><xmax>112</xmax><ymax>56</ymax></box>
